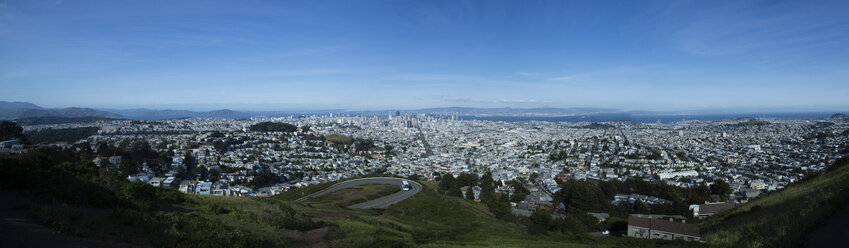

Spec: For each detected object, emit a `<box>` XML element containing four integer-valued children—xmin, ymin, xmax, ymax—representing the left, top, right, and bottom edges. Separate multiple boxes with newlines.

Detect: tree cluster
<box><xmin>248</xmin><ymin>122</ymin><xmax>297</xmax><ymax>132</ymax></box>
<box><xmin>506</xmin><ymin>177</ymin><xmax>530</xmax><ymax>202</ymax></box>
<box><xmin>0</xmin><ymin>121</ymin><xmax>28</xmax><ymax>143</ymax></box>
<box><xmin>24</xmin><ymin>127</ymin><xmax>98</xmax><ymax>144</ymax></box>
<box><xmin>438</xmin><ymin>172</ymin><xmax>513</xmax><ymax>222</ymax></box>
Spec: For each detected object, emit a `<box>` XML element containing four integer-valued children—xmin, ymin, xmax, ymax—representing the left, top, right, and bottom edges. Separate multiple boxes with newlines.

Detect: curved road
<box><xmin>294</xmin><ymin>177</ymin><xmax>422</xmax><ymax>209</ymax></box>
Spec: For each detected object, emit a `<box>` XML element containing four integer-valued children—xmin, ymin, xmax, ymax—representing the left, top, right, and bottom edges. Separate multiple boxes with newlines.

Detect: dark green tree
<box><xmin>527</xmin><ymin>210</ymin><xmax>554</xmax><ymax>234</ymax></box>
<box><xmin>447</xmin><ymin>187</ymin><xmax>463</xmax><ymax>198</ymax></box>
<box><xmin>633</xmin><ymin>200</ymin><xmax>649</xmax><ymax>214</ymax></box>
<box><xmin>183</xmin><ymin>152</ymin><xmax>197</xmax><ymax>179</ymax></box>
<box><xmin>439</xmin><ymin>174</ymin><xmax>456</xmax><ymax>192</ymax></box>
<box><xmin>0</xmin><ymin>121</ymin><xmax>27</xmax><ymax>143</ymax></box>
<box><xmin>554</xmin><ymin>180</ymin><xmax>611</xmax><ymax>212</ymax></box>
<box><xmin>711</xmin><ymin>179</ymin><xmax>733</xmax><ymax>198</ymax></box>
<box><xmin>456</xmin><ymin>173</ymin><xmax>479</xmax><ymax>187</ymax></box>
<box><xmin>487</xmin><ymin>193</ymin><xmax>513</xmax><ymax>221</ymax></box>
<box><xmin>507</xmin><ymin>178</ymin><xmax>530</xmax><ymax>202</ymax></box>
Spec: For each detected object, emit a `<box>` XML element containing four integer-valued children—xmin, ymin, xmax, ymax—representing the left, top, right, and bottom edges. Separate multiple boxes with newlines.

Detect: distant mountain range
<box><xmin>1</xmin><ymin>101</ymin><xmax>845</xmax><ymax>121</ymax></box>
<box><xmin>0</xmin><ymin>101</ymin><xmax>251</xmax><ymax>120</ymax></box>
<box><xmin>106</xmin><ymin>108</ymin><xmax>251</xmax><ymax>119</ymax></box>
<box><xmin>0</xmin><ymin>101</ymin><xmax>121</xmax><ymax>120</ymax></box>
<box><xmin>0</xmin><ymin>101</ymin><xmax>43</xmax><ymax>110</ymax></box>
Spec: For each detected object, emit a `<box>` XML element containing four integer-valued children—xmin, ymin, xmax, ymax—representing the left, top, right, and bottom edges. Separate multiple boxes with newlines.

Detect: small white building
<box><xmin>196</xmin><ymin>181</ymin><xmax>213</xmax><ymax>195</ymax></box>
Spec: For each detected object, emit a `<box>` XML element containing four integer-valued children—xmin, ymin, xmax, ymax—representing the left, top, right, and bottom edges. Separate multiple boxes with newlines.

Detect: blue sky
<box><xmin>1</xmin><ymin>0</ymin><xmax>848</xmax><ymax>111</ymax></box>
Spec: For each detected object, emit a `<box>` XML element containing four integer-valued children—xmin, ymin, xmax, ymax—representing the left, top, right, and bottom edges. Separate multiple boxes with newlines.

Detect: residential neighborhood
<box><xmin>10</xmin><ymin>113</ymin><xmax>849</xmax><ymax>242</ymax></box>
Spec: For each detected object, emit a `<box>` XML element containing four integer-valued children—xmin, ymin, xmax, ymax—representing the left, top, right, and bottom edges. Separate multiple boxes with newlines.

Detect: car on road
<box><xmin>402</xmin><ymin>180</ymin><xmax>411</xmax><ymax>191</ymax></box>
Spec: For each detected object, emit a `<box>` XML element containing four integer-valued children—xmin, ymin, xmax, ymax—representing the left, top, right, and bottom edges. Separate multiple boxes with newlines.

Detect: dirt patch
<box><xmin>286</xmin><ymin>226</ymin><xmax>330</xmax><ymax>248</ymax></box>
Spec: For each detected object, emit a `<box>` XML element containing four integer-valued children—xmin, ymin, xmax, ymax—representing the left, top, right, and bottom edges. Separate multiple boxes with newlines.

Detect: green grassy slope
<box><xmin>700</xmin><ymin>157</ymin><xmax>849</xmax><ymax>247</ymax></box>
<box><xmin>3</xmin><ymin>148</ymin><xmax>702</xmax><ymax>247</ymax></box>
<box><xmin>280</xmin><ymin>181</ymin><xmax>691</xmax><ymax>248</ymax></box>
<box><xmin>1</xmin><ymin>148</ymin><xmax>318</xmax><ymax>247</ymax></box>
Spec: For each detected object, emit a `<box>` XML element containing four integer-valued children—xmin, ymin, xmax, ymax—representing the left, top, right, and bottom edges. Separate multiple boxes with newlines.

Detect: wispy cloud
<box><xmin>545</xmin><ymin>74</ymin><xmax>584</xmax><ymax>82</ymax></box>
<box><xmin>673</xmin><ymin>1</ymin><xmax>849</xmax><ymax>57</ymax></box>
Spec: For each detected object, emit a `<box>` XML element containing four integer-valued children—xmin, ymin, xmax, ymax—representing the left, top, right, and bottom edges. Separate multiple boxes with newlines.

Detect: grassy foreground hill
<box><xmin>700</xmin><ymin>156</ymin><xmax>849</xmax><ymax>247</ymax></box>
<box><xmin>1</xmin><ymin>147</ymin><xmax>698</xmax><ymax>247</ymax></box>
<box><xmin>273</xmin><ymin>179</ymin><xmax>679</xmax><ymax>248</ymax></box>
<box><xmin>16</xmin><ymin>144</ymin><xmax>849</xmax><ymax>247</ymax></box>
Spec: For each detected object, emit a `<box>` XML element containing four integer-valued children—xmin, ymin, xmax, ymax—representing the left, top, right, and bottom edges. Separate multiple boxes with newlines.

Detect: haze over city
<box><xmin>2</xmin><ymin>0</ymin><xmax>849</xmax><ymax>111</ymax></box>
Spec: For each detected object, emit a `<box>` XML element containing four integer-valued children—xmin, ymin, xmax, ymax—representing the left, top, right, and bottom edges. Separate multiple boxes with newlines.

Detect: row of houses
<box><xmin>0</xmin><ymin>139</ymin><xmax>24</xmax><ymax>154</ymax></box>
<box><xmin>612</xmin><ymin>193</ymin><xmax>672</xmax><ymax>205</ymax></box>
<box><xmin>131</xmin><ymin>174</ymin><xmax>257</xmax><ymax>197</ymax></box>
<box><xmin>627</xmin><ymin>214</ymin><xmax>700</xmax><ymax>241</ymax></box>
<box><xmin>177</xmin><ymin>180</ymin><xmax>255</xmax><ymax>196</ymax></box>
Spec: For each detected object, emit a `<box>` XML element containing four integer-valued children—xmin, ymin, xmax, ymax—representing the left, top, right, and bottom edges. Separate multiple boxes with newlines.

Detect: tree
<box><xmin>480</xmin><ymin>171</ymin><xmax>495</xmax><ymax>187</ymax></box>
<box><xmin>690</xmin><ymin>183</ymin><xmax>712</xmax><ymax>204</ymax></box>
<box><xmin>0</xmin><ymin>121</ymin><xmax>27</xmax><ymax>144</ymax></box>
<box><xmin>439</xmin><ymin>174</ymin><xmax>456</xmax><ymax>192</ymax></box>
<box><xmin>554</xmin><ymin>180</ymin><xmax>611</xmax><ymax>212</ymax></box>
<box><xmin>456</xmin><ymin>173</ymin><xmax>478</xmax><ymax>187</ymax></box>
<box><xmin>507</xmin><ymin>178</ymin><xmax>530</xmax><ymax>202</ymax></box>
<box><xmin>183</xmin><ymin>152</ymin><xmax>197</xmax><ymax>179</ymax></box>
<box><xmin>633</xmin><ymin>200</ymin><xmax>649</xmax><ymax>214</ymax></box>
<box><xmin>210</xmin><ymin>170</ymin><xmax>221</xmax><ymax>182</ymax></box>
<box><xmin>711</xmin><ymin>179</ymin><xmax>733</xmax><ymax>198</ymax></box>
<box><xmin>447</xmin><ymin>187</ymin><xmax>463</xmax><ymax>198</ymax></box>
<box><xmin>599</xmin><ymin>180</ymin><xmax>621</xmax><ymax>199</ymax></box>
<box><xmin>487</xmin><ymin>193</ymin><xmax>513</xmax><ymax>221</ymax></box>
<box><xmin>248</xmin><ymin>170</ymin><xmax>281</xmax><ymax>188</ymax></box>
<box><xmin>354</xmin><ymin>139</ymin><xmax>375</xmax><ymax>152</ymax></box>
<box><xmin>465</xmin><ymin>186</ymin><xmax>476</xmax><ymax>200</ymax></box>
<box><xmin>24</xmin><ymin>127</ymin><xmax>97</xmax><ymax>144</ymax></box>
<box><xmin>479</xmin><ymin>182</ymin><xmax>496</xmax><ymax>203</ymax></box>
<box><xmin>527</xmin><ymin>210</ymin><xmax>554</xmax><ymax>234</ymax></box>
<box><xmin>248</xmin><ymin>122</ymin><xmax>297</xmax><ymax>132</ymax></box>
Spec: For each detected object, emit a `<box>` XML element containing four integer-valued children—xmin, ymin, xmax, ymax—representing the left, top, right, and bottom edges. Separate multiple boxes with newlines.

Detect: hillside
<box><xmin>0</xmin><ymin>101</ymin><xmax>43</xmax><ymax>110</ymax></box>
<box><xmin>109</xmin><ymin>109</ymin><xmax>250</xmax><ymax>119</ymax></box>
<box><xmin>699</xmin><ymin>156</ymin><xmax>849</xmax><ymax>247</ymax></box>
<box><xmin>14</xmin><ymin>116</ymin><xmax>123</xmax><ymax>125</ymax></box>
<box><xmin>275</xmin><ymin>180</ymin><xmax>658</xmax><ymax>248</ymax></box>
<box><xmin>1</xmin><ymin>148</ymin><xmax>695</xmax><ymax>248</ymax></box>
<box><xmin>0</xmin><ymin>102</ymin><xmax>122</xmax><ymax>120</ymax></box>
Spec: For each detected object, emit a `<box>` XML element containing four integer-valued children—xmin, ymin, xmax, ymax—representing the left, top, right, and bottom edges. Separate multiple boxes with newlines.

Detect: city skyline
<box><xmin>2</xmin><ymin>0</ymin><xmax>849</xmax><ymax>111</ymax></box>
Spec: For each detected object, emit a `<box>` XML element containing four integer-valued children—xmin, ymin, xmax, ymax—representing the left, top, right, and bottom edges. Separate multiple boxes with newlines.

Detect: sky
<box><xmin>1</xmin><ymin>0</ymin><xmax>848</xmax><ymax>111</ymax></box>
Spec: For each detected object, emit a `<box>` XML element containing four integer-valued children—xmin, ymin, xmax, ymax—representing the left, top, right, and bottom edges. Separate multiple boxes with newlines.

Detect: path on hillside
<box><xmin>294</xmin><ymin>177</ymin><xmax>422</xmax><ymax>209</ymax></box>
<box><xmin>805</xmin><ymin>201</ymin><xmax>849</xmax><ymax>247</ymax></box>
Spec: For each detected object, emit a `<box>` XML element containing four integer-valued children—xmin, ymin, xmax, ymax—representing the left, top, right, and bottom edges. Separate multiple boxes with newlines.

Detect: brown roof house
<box><xmin>627</xmin><ymin>215</ymin><xmax>700</xmax><ymax>241</ymax></box>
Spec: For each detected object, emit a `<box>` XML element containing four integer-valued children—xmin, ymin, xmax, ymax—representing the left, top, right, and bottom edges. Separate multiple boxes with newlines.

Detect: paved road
<box><xmin>294</xmin><ymin>177</ymin><xmax>422</xmax><ymax>209</ymax></box>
